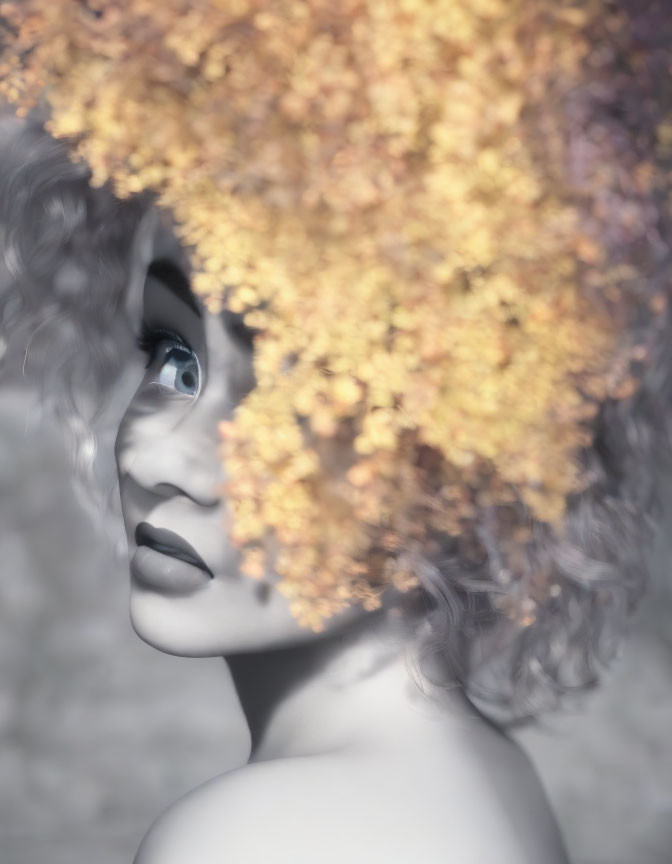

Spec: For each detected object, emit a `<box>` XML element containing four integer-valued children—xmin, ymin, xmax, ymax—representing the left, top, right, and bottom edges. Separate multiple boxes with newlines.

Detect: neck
<box><xmin>225</xmin><ymin>606</ymin><xmax>473</xmax><ymax>763</ymax></box>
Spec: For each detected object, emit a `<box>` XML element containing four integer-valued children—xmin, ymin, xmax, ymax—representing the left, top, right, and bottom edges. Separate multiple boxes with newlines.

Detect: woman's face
<box><xmin>114</xmin><ymin>253</ymin><xmax>365</xmax><ymax>657</ymax></box>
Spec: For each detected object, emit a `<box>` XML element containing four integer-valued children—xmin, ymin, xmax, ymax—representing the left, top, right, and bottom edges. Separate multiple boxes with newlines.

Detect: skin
<box><xmin>114</xmin><ymin>218</ymin><xmax>570</xmax><ymax>864</ymax></box>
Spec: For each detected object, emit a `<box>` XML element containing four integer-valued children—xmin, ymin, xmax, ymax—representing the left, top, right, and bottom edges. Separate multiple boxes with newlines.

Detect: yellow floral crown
<box><xmin>1</xmin><ymin>0</ymin><xmax>664</xmax><ymax>630</ymax></box>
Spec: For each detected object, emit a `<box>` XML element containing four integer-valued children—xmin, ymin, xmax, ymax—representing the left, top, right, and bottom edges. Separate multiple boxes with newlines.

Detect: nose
<box><xmin>115</xmin><ymin>404</ymin><xmax>227</xmax><ymax>510</ymax></box>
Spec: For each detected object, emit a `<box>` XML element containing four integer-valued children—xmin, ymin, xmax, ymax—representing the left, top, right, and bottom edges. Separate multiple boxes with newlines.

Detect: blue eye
<box><xmin>135</xmin><ymin>323</ymin><xmax>200</xmax><ymax>397</ymax></box>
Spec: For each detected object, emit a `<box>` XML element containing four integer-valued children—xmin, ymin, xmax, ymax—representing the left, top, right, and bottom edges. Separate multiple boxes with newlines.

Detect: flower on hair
<box><xmin>1</xmin><ymin>0</ymin><xmax>663</xmax><ymax>629</ymax></box>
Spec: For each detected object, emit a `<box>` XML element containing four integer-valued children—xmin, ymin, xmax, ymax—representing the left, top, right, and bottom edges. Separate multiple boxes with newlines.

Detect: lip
<box><xmin>131</xmin><ymin>521</ymin><xmax>213</xmax><ymax>595</ymax></box>
<box><xmin>135</xmin><ymin>522</ymin><xmax>213</xmax><ymax>574</ymax></box>
<box><xmin>130</xmin><ymin>545</ymin><xmax>212</xmax><ymax>595</ymax></box>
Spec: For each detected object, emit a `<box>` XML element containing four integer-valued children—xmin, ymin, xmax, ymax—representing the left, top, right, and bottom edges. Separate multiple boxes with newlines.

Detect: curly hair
<box><xmin>2</xmin><ymin>0</ymin><xmax>672</xmax><ymax>727</ymax></box>
<box><xmin>411</xmin><ymin>304</ymin><xmax>672</xmax><ymax>723</ymax></box>
<box><xmin>409</xmin><ymin>0</ymin><xmax>672</xmax><ymax>722</ymax></box>
<box><xmin>0</xmin><ymin>107</ymin><xmax>148</xmax><ymax>518</ymax></box>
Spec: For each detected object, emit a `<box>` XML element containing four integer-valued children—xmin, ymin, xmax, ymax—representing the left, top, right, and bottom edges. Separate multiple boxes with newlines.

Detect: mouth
<box><xmin>134</xmin><ymin>522</ymin><xmax>214</xmax><ymax>578</ymax></box>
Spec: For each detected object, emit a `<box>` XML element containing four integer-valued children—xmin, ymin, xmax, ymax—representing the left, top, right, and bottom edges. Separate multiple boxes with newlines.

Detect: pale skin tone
<box><xmin>114</xmin><ymin>218</ymin><xmax>570</xmax><ymax>863</ymax></box>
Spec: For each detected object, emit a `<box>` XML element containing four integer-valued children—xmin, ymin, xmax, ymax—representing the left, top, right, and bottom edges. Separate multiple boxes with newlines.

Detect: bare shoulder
<box><xmin>134</xmin><ymin>755</ymin><xmax>374</xmax><ymax>864</ymax></box>
<box><xmin>134</xmin><ymin>755</ymin><xmax>397</xmax><ymax>864</ymax></box>
<box><xmin>442</xmin><ymin>716</ymin><xmax>571</xmax><ymax>864</ymax></box>
<box><xmin>134</xmin><ymin>738</ymin><xmax>569</xmax><ymax>864</ymax></box>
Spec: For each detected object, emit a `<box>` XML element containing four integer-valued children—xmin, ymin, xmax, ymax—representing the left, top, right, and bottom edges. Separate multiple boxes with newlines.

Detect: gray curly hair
<box><xmin>411</xmin><ymin>0</ymin><xmax>672</xmax><ymax>722</ymax></box>
<box><xmin>0</xmin><ymin>108</ymin><xmax>147</xmax><ymax>511</ymax></box>
<box><xmin>2</xmin><ymin>0</ymin><xmax>672</xmax><ymax>726</ymax></box>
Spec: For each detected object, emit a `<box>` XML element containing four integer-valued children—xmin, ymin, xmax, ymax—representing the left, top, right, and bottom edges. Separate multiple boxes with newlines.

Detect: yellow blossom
<box><xmin>0</xmin><ymin>0</ymin><xmax>662</xmax><ymax>629</ymax></box>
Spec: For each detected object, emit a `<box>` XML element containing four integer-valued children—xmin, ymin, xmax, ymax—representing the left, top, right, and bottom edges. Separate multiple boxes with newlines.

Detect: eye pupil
<box><xmin>157</xmin><ymin>346</ymin><xmax>200</xmax><ymax>396</ymax></box>
<box><xmin>137</xmin><ymin>323</ymin><xmax>201</xmax><ymax>397</ymax></box>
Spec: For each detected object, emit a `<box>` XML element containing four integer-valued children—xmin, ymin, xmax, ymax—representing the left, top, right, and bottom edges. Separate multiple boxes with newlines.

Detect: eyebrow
<box><xmin>146</xmin><ymin>259</ymin><xmax>201</xmax><ymax>318</ymax></box>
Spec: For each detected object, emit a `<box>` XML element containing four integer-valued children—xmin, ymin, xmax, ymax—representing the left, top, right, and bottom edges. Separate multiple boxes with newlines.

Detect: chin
<box><xmin>129</xmin><ymin>591</ymin><xmax>226</xmax><ymax>657</ymax></box>
<box><xmin>127</xmin><ymin>578</ymin><xmax>355</xmax><ymax>658</ymax></box>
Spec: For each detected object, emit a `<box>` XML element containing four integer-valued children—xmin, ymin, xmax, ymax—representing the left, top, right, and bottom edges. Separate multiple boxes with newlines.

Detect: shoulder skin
<box><xmin>133</xmin><ymin>744</ymin><xmax>570</xmax><ymax>864</ymax></box>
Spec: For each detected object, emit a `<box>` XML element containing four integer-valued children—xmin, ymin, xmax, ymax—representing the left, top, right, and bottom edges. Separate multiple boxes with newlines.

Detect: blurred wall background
<box><xmin>1</xmin><ymin>354</ymin><xmax>671</xmax><ymax>864</ymax></box>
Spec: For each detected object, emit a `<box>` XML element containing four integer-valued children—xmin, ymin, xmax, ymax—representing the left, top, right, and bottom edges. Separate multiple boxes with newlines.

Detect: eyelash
<box><xmin>135</xmin><ymin>322</ymin><xmax>193</xmax><ymax>368</ymax></box>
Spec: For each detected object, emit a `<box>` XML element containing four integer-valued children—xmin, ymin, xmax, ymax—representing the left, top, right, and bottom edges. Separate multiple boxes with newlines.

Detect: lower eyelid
<box><xmin>141</xmin><ymin>379</ymin><xmax>197</xmax><ymax>401</ymax></box>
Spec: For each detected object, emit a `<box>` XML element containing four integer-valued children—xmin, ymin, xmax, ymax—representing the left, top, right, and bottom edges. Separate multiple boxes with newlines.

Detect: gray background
<box><xmin>1</xmin><ymin>364</ymin><xmax>671</xmax><ymax>864</ymax></box>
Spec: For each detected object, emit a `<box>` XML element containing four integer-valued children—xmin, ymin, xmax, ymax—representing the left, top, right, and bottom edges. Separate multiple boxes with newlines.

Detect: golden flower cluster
<box><xmin>0</xmin><ymin>0</ymin><xmax>660</xmax><ymax>629</ymax></box>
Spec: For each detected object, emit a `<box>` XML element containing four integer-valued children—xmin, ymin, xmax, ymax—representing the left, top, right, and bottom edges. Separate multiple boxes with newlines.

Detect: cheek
<box><xmin>114</xmin><ymin>406</ymin><xmax>132</xmax><ymax>475</ymax></box>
